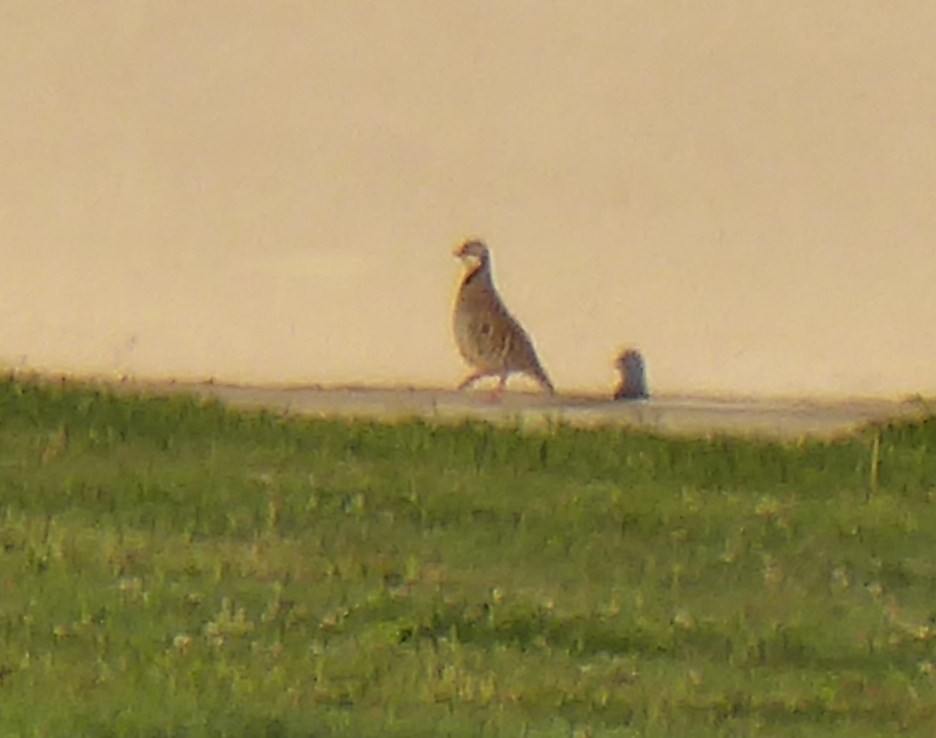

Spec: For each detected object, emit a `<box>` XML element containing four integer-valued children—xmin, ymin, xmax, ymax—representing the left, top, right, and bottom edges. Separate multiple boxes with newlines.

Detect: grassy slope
<box><xmin>1</xmin><ymin>376</ymin><xmax>936</xmax><ymax>736</ymax></box>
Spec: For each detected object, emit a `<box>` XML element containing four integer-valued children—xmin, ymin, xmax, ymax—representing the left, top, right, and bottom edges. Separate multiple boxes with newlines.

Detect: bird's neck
<box><xmin>463</xmin><ymin>258</ymin><xmax>492</xmax><ymax>287</ymax></box>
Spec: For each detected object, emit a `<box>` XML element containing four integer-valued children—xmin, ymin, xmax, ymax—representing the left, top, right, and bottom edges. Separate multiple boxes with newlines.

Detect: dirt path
<box><xmin>103</xmin><ymin>379</ymin><xmax>931</xmax><ymax>440</ymax></box>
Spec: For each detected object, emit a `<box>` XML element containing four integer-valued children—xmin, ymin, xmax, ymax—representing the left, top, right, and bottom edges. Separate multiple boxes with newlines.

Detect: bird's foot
<box><xmin>457</xmin><ymin>374</ymin><xmax>482</xmax><ymax>392</ymax></box>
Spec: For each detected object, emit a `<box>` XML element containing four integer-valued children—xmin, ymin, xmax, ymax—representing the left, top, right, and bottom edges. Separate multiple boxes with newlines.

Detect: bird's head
<box><xmin>453</xmin><ymin>239</ymin><xmax>490</xmax><ymax>268</ymax></box>
<box><xmin>615</xmin><ymin>348</ymin><xmax>644</xmax><ymax>373</ymax></box>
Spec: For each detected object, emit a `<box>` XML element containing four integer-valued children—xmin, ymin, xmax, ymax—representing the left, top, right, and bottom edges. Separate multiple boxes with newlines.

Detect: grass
<box><xmin>2</xmin><ymin>375</ymin><xmax>936</xmax><ymax>736</ymax></box>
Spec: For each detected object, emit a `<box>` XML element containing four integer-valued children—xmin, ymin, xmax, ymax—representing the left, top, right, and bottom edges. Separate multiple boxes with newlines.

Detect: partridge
<box><xmin>452</xmin><ymin>239</ymin><xmax>554</xmax><ymax>395</ymax></box>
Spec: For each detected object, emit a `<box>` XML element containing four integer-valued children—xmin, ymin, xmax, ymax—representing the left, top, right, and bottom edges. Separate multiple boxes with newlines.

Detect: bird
<box><xmin>452</xmin><ymin>238</ymin><xmax>554</xmax><ymax>396</ymax></box>
<box><xmin>613</xmin><ymin>348</ymin><xmax>649</xmax><ymax>400</ymax></box>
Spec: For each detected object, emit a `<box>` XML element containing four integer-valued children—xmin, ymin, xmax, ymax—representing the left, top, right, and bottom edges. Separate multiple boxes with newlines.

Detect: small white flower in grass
<box><xmin>830</xmin><ymin>567</ymin><xmax>850</xmax><ymax>593</ymax></box>
<box><xmin>173</xmin><ymin>634</ymin><xmax>193</xmax><ymax>653</ymax></box>
<box><xmin>117</xmin><ymin>577</ymin><xmax>142</xmax><ymax>594</ymax></box>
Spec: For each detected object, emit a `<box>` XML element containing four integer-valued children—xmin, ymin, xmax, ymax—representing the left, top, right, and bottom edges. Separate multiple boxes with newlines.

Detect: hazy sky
<box><xmin>2</xmin><ymin>1</ymin><xmax>935</xmax><ymax>396</ymax></box>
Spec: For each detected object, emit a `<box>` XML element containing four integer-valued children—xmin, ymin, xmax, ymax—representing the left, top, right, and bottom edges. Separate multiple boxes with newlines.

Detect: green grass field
<box><xmin>2</xmin><ymin>375</ymin><xmax>936</xmax><ymax>736</ymax></box>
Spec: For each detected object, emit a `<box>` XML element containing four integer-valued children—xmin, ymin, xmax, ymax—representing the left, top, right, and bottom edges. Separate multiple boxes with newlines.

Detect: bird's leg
<box><xmin>490</xmin><ymin>374</ymin><xmax>508</xmax><ymax>402</ymax></box>
<box><xmin>457</xmin><ymin>371</ymin><xmax>487</xmax><ymax>392</ymax></box>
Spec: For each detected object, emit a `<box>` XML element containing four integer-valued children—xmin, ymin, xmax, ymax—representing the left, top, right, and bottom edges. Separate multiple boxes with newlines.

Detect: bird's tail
<box><xmin>531</xmin><ymin>365</ymin><xmax>555</xmax><ymax>395</ymax></box>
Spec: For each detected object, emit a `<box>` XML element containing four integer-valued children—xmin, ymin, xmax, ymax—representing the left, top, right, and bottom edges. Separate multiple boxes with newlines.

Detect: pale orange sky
<box><xmin>2</xmin><ymin>1</ymin><xmax>935</xmax><ymax>397</ymax></box>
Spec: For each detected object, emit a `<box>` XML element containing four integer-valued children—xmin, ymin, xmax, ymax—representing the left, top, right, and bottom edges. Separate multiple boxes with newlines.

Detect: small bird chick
<box><xmin>614</xmin><ymin>348</ymin><xmax>649</xmax><ymax>400</ymax></box>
